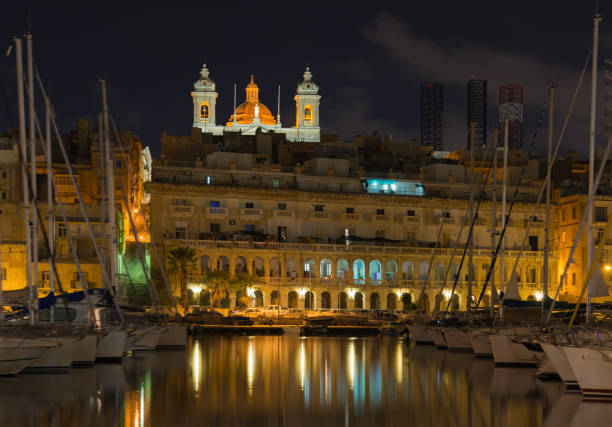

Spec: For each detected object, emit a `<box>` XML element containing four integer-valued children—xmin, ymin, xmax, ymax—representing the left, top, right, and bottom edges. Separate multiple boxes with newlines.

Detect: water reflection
<box><xmin>0</xmin><ymin>336</ymin><xmax>611</xmax><ymax>426</ymax></box>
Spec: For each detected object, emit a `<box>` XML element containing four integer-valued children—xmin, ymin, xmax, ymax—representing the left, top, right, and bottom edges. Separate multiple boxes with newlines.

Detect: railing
<box><xmin>169</xmin><ymin>205</ymin><xmax>194</xmax><ymax>216</ymax></box>
<box><xmin>403</xmin><ymin>216</ymin><xmax>420</xmax><ymax>224</ymax></box>
<box><xmin>273</xmin><ymin>209</ymin><xmax>295</xmax><ymax>218</ymax></box>
<box><xmin>343</xmin><ymin>213</ymin><xmax>362</xmax><ymax>221</ymax></box>
<box><xmin>310</xmin><ymin>212</ymin><xmax>329</xmax><ymax>220</ymax></box>
<box><xmin>372</xmin><ymin>214</ymin><xmax>392</xmax><ymax>223</ymax></box>
<box><xmin>206</xmin><ymin>207</ymin><xmax>227</xmax><ymax>216</ymax></box>
<box><xmin>240</xmin><ymin>208</ymin><xmax>263</xmax><ymax>217</ymax></box>
<box><xmin>168</xmin><ymin>238</ymin><xmax>543</xmax><ymax>258</ymax></box>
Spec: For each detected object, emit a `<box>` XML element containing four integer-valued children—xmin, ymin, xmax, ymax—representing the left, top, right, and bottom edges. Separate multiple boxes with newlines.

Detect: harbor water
<box><xmin>0</xmin><ymin>335</ymin><xmax>607</xmax><ymax>426</ymax></box>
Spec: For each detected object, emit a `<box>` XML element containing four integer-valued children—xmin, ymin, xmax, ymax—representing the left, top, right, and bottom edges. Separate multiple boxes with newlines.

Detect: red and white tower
<box><xmin>498</xmin><ymin>85</ymin><xmax>523</xmax><ymax>149</ymax></box>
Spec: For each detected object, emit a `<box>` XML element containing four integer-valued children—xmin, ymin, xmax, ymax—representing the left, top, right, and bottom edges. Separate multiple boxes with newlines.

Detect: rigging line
<box><xmin>474</xmin><ymin>84</ymin><xmax>551</xmax><ymax>309</ymax></box>
<box><xmin>109</xmin><ymin>114</ymin><xmax>178</xmax><ymax>311</ymax></box>
<box><xmin>34</xmin><ymin>69</ymin><xmax>124</xmax><ymax>323</ymax></box>
<box><xmin>443</xmin><ymin>139</ymin><xmax>497</xmax><ymax>315</ymax></box>
<box><xmin>416</xmin><ymin>121</ymin><xmax>471</xmax><ymax>310</ymax></box>
<box><xmin>488</xmin><ymin>51</ymin><xmax>591</xmax><ymax>324</ymax></box>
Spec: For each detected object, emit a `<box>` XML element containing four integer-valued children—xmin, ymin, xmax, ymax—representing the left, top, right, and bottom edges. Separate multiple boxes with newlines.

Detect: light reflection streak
<box><xmin>192</xmin><ymin>340</ymin><xmax>201</xmax><ymax>393</ymax></box>
<box><xmin>395</xmin><ymin>340</ymin><xmax>403</xmax><ymax>388</ymax></box>
<box><xmin>347</xmin><ymin>340</ymin><xmax>355</xmax><ymax>391</ymax></box>
<box><xmin>247</xmin><ymin>339</ymin><xmax>255</xmax><ymax>395</ymax></box>
<box><xmin>299</xmin><ymin>339</ymin><xmax>306</xmax><ymax>391</ymax></box>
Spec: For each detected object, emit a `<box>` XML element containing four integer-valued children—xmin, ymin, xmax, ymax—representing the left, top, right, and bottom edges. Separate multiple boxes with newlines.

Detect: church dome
<box><xmin>227</xmin><ymin>76</ymin><xmax>276</xmax><ymax>126</ymax></box>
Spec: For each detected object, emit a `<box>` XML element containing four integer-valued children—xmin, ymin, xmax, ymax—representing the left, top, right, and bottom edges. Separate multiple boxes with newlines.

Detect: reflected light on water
<box><xmin>347</xmin><ymin>339</ymin><xmax>355</xmax><ymax>391</ymax></box>
<box><xmin>299</xmin><ymin>339</ymin><xmax>306</xmax><ymax>391</ymax></box>
<box><xmin>192</xmin><ymin>339</ymin><xmax>201</xmax><ymax>393</ymax></box>
<box><xmin>247</xmin><ymin>338</ymin><xmax>255</xmax><ymax>396</ymax></box>
<box><xmin>395</xmin><ymin>340</ymin><xmax>403</xmax><ymax>388</ymax></box>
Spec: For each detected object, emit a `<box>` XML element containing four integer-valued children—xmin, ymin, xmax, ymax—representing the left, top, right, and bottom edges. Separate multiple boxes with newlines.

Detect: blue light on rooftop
<box><xmin>363</xmin><ymin>179</ymin><xmax>425</xmax><ymax>197</ymax></box>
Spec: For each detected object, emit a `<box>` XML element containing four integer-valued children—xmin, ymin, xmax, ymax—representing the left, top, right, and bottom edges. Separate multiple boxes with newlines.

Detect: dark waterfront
<box><xmin>0</xmin><ymin>336</ymin><xmax>608</xmax><ymax>426</ymax></box>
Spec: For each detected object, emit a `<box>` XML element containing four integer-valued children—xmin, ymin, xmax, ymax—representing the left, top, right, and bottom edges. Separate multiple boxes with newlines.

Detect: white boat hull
<box><xmin>72</xmin><ymin>334</ymin><xmax>98</xmax><ymax>366</ymax></box>
<box><xmin>157</xmin><ymin>325</ymin><xmax>188</xmax><ymax>348</ymax></box>
<box><xmin>427</xmin><ymin>328</ymin><xmax>447</xmax><ymax>349</ymax></box>
<box><xmin>0</xmin><ymin>346</ymin><xmax>49</xmax><ymax>375</ymax></box>
<box><xmin>563</xmin><ymin>346</ymin><xmax>612</xmax><ymax>400</ymax></box>
<box><xmin>96</xmin><ymin>330</ymin><xmax>127</xmax><ymax>361</ymax></box>
<box><xmin>469</xmin><ymin>333</ymin><xmax>493</xmax><ymax>357</ymax></box>
<box><xmin>127</xmin><ymin>327</ymin><xmax>163</xmax><ymax>352</ymax></box>
<box><xmin>407</xmin><ymin>325</ymin><xmax>435</xmax><ymax>344</ymax></box>
<box><xmin>24</xmin><ymin>337</ymin><xmax>75</xmax><ymax>373</ymax></box>
<box><xmin>490</xmin><ymin>335</ymin><xmax>538</xmax><ymax>367</ymax></box>
<box><xmin>541</xmin><ymin>343</ymin><xmax>579</xmax><ymax>390</ymax></box>
<box><xmin>445</xmin><ymin>329</ymin><xmax>473</xmax><ymax>352</ymax></box>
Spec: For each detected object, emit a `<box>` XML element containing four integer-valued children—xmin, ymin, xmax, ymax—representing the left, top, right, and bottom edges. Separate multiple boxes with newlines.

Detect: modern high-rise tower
<box><xmin>420</xmin><ymin>83</ymin><xmax>444</xmax><ymax>150</ymax></box>
<box><xmin>467</xmin><ymin>79</ymin><xmax>487</xmax><ymax>149</ymax></box>
<box><xmin>498</xmin><ymin>85</ymin><xmax>524</xmax><ymax>149</ymax></box>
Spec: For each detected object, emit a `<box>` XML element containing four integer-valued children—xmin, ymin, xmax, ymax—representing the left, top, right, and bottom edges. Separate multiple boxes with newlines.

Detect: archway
<box><xmin>402</xmin><ymin>261</ymin><xmax>415</xmax><ymax>281</ymax></box>
<box><xmin>418</xmin><ymin>293</ymin><xmax>430</xmax><ymax>312</ymax></box>
<box><xmin>270</xmin><ymin>290</ymin><xmax>280</xmax><ymax>306</ymax></box>
<box><xmin>354</xmin><ymin>292</ymin><xmax>364</xmax><ymax>309</ymax></box>
<box><xmin>434</xmin><ymin>293</ymin><xmax>446</xmax><ymax>312</ymax></box>
<box><xmin>200</xmin><ymin>290</ymin><xmax>211</xmax><ymax>306</ymax></box>
<box><xmin>321</xmin><ymin>292</ymin><xmax>331</xmax><ymax>309</ymax></box>
<box><xmin>303</xmin><ymin>258</ymin><xmax>315</xmax><ymax>279</ymax></box>
<box><xmin>370</xmin><ymin>292</ymin><xmax>380</xmax><ymax>310</ymax></box>
<box><xmin>385</xmin><ymin>260</ymin><xmax>398</xmax><ymax>284</ymax></box>
<box><xmin>305</xmin><ymin>291</ymin><xmax>314</xmax><ymax>309</ymax></box>
<box><xmin>353</xmin><ymin>259</ymin><xmax>365</xmax><ymax>284</ymax></box>
<box><xmin>288</xmin><ymin>291</ymin><xmax>298</xmax><ymax>308</ymax></box>
<box><xmin>450</xmin><ymin>294</ymin><xmax>460</xmax><ymax>311</ymax></box>
<box><xmin>252</xmin><ymin>257</ymin><xmax>265</xmax><ymax>277</ymax></box>
<box><xmin>270</xmin><ymin>257</ymin><xmax>281</xmax><ymax>277</ymax></box>
<box><xmin>286</xmin><ymin>258</ymin><xmax>298</xmax><ymax>279</ymax></box>
<box><xmin>418</xmin><ymin>261</ymin><xmax>429</xmax><ymax>281</ymax></box>
<box><xmin>387</xmin><ymin>293</ymin><xmax>397</xmax><ymax>310</ymax></box>
<box><xmin>339</xmin><ymin>292</ymin><xmax>348</xmax><ymax>309</ymax></box>
<box><xmin>254</xmin><ymin>290</ymin><xmax>264</xmax><ymax>307</ymax></box>
<box><xmin>369</xmin><ymin>260</ymin><xmax>382</xmax><ymax>284</ymax></box>
<box><xmin>217</xmin><ymin>255</ymin><xmax>230</xmax><ymax>272</ymax></box>
<box><xmin>236</xmin><ymin>289</ymin><xmax>248</xmax><ymax>308</ymax></box>
<box><xmin>320</xmin><ymin>259</ymin><xmax>332</xmax><ymax>281</ymax></box>
<box><xmin>235</xmin><ymin>256</ymin><xmax>247</xmax><ymax>274</ymax></box>
<box><xmin>337</xmin><ymin>259</ymin><xmax>349</xmax><ymax>280</ymax></box>
<box><xmin>200</xmin><ymin>255</ymin><xmax>211</xmax><ymax>274</ymax></box>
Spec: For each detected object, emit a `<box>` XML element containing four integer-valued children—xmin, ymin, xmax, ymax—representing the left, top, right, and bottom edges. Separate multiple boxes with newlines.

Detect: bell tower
<box><xmin>191</xmin><ymin>64</ymin><xmax>218</xmax><ymax>130</ymax></box>
<box><xmin>294</xmin><ymin>67</ymin><xmax>321</xmax><ymax>134</ymax></box>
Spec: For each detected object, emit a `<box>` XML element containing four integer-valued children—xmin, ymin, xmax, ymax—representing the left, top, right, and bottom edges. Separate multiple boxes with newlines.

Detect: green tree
<box><xmin>231</xmin><ymin>272</ymin><xmax>261</xmax><ymax>307</ymax></box>
<box><xmin>166</xmin><ymin>247</ymin><xmax>198</xmax><ymax>308</ymax></box>
<box><xmin>202</xmin><ymin>268</ymin><xmax>232</xmax><ymax>307</ymax></box>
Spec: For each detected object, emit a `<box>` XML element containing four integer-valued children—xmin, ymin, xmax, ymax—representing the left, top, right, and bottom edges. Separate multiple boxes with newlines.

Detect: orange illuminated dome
<box><xmin>227</xmin><ymin>75</ymin><xmax>276</xmax><ymax>126</ymax></box>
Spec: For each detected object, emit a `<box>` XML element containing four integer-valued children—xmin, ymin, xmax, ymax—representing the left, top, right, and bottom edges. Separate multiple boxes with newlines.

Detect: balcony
<box><xmin>343</xmin><ymin>213</ymin><xmax>362</xmax><ymax>222</ymax></box>
<box><xmin>310</xmin><ymin>212</ymin><xmax>329</xmax><ymax>221</ymax></box>
<box><xmin>205</xmin><ymin>207</ymin><xmax>228</xmax><ymax>218</ymax></box>
<box><xmin>372</xmin><ymin>214</ymin><xmax>392</xmax><ymax>223</ymax></box>
<box><xmin>403</xmin><ymin>216</ymin><xmax>420</xmax><ymax>224</ymax></box>
<box><xmin>441</xmin><ymin>217</ymin><xmax>456</xmax><ymax>224</ymax></box>
<box><xmin>240</xmin><ymin>208</ymin><xmax>263</xmax><ymax>219</ymax></box>
<box><xmin>169</xmin><ymin>205</ymin><xmax>194</xmax><ymax>217</ymax></box>
<box><xmin>273</xmin><ymin>209</ymin><xmax>295</xmax><ymax>218</ymax></box>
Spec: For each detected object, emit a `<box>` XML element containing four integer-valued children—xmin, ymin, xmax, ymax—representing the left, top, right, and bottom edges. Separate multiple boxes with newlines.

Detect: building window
<box><xmin>277</xmin><ymin>203</ymin><xmax>286</xmax><ymax>210</ymax></box>
<box><xmin>561</xmin><ymin>231</ymin><xmax>566</xmax><ymax>242</ymax></box>
<box><xmin>1</xmin><ymin>192</ymin><xmax>6</xmax><ymax>201</ymax></box>
<box><xmin>1</xmin><ymin>171</ymin><xmax>7</xmax><ymax>179</ymax></box>
<box><xmin>277</xmin><ymin>226</ymin><xmax>287</xmax><ymax>242</ymax></box>
<box><xmin>406</xmin><ymin>210</ymin><xmax>415</xmax><ymax>217</ymax></box>
<box><xmin>210</xmin><ymin>223</ymin><xmax>220</xmax><ymax>233</ymax></box>
<box><xmin>314</xmin><ymin>205</ymin><xmax>324</xmax><ymax>212</ymax></box>
<box><xmin>597</xmin><ymin>228</ymin><xmax>605</xmax><ymax>244</ymax></box>
<box><xmin>1</xmin><ymin>268</ymin><xmax>6</xmax><ymax>281</ymax></box>
<box><xmin>175</xmin><ymin>226</ymin><xmax>187</xmax><ymax>239</ymax></box>
<box><xmin>346</xmin><ymin>207</ymin><xmax>355</xmax><ymax>214</ymax></box>
<box><xmin>405</xmin><ymin>231</ymin><xmax>415</xmax><ymax>243</ymax></box>
<box><xmin>206</xmin><ymin>176</ymin><xmax>213</xmax><ymax>185</ymax></box>
<box><xmin>57</xmin><ymin>223</ymin><xmax>67</xmax><ymax>238</ymax></box>
<box><xmin>245</xmin><ymin>224</ymin><xmax>255</xmax><ymax>232</ymax></box>
<box><xmin>115</xmin><ymin>159</ymin><xmax>122</xmax><ymax>169</ymax></box>
<box><xmin>596</xmin><ymin>207</ymin><xmax>608</xmax><ymax>222</ymax></box>
<box><xmin>272</xmin><ymin>179</ymin><xmax>280</xmax><ymax>188</ymax></box>
<box><xmin>572</xmin><ymin>206</ymin><xmax>577</xmax><ymax>219</ymax></box>
<box><xmin>200</xmin><ymin>103</ymin><xmax>209</xmax><ymax>120</ymax></box>
<box><xmin>245</xmin><ymin>202</ymin><xmax>255</xmax><ymax>209</ymax></box>
<box><xmin>571</xmin><ymin>272</ymin><xmax>576</xmax><ymax>286</ymax></box>
<box><xmin>171</xmin><ymin>199</ymin><xmax>188</xmax><ymax>206</ymax></box>
<box><xmin>529</xmin><ymin>235</ymin><xmax>538</xmax><ymax>251</ymax></box>
<box><xmin>229</xmin><ymin>219</ymin><xmax>236</xmax><ymax>225</ymax></box>
<box><xmin>210</xmin><ymin>201</ymin><xmax>220</xmax><ymax>208</ymax></box>
<box><xmin>442</xmin><ymin>211</ymin><xmax>451</xmax><ymax>218</ymax></box>
<box><xmin>376</xmin><ymin>208</ymin><xmax>385</xmax><ymax>215</ymax></box>
<box><xmin>561</xmin><ymin>208</ymin><xmax>566</xmax><ymax>221</ymax></box>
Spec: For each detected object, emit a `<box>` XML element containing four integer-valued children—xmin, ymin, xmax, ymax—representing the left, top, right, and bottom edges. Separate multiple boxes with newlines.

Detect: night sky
<box><xmin>1</xmin><ymin>1</ymin><xmax>611</xmax><ymax>158</ymax></box>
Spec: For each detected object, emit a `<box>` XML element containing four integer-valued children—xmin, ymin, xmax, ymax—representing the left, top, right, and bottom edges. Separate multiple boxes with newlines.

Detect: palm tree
<box><xmin>202</xmin><ymin>268</ymin><xmax>232</xmax><ymax>307</ymax></box>
<box><xmin>231</xmin><ymin>272</ymin><xmax>261</xmax><ymax>307</ymax></box>
<box><xmin>166</xmin><ymin>247</ymin><xmax>198</xmax><ymax>308</ymax></box>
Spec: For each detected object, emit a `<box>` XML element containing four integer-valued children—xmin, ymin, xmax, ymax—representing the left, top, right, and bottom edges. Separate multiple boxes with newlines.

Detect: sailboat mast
<box><xmin>468</xmin><ymin>122</ymin><xmax>475</xmax><ymax>311</ymax></box>
<box><xmin>98</xmin><ymin>113</ymin><xmax>106</xmax><ymax>275</ymax></box>
<box><xmin>491</xmin><ymin>127</ymin><xmax>499</xmax><ymax>316</ymax></box>
<box><xmin>501</xmin><ymin>118</ymin><xmax>509</xmax><ymax>297</ymax></box>
<box><xmin>544</xmin><ymin>86</ymin><xmax>555</xmax><ymax>299</ymax></box>
<box><xmin>45</xmin><ymin>86</ymin><xmax>55</xmax><ymax>323</ymax></box>
<box><xmin>101</xmin><ymin>80</ymin><xmax>118</xmax><ymax>295</ymax></box>
<box><xmin>587</xmin><ymin>13</ymin><xmax>602</xmax><ymax>323</ymax></box>
<box><xmin>14</xmin><ymin>37</ymin><xmax>34</xmax><ymax>325</ymax></box>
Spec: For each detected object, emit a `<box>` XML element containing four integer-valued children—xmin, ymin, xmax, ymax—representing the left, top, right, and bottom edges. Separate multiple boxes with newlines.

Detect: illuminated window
<box><xmin>57</xmin><ymin>223</ymin><xmax>67</xmax><ymax>238</ymax></box>
<box><xmin>304</xmin><ymin>105</ymin><xmax>312</xmax><ymax>123</ymax></box>
<box><xmin>200</xmin><ymin>103</ymin><xmax>209</xmax><ymax>121</ymax></box>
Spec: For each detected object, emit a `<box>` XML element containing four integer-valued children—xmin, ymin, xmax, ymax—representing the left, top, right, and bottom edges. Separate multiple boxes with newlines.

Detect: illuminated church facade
<box><xmin>191</xmin><ymin>65</ymin><xmax>321</xmax><ymax>142</ymax></box>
